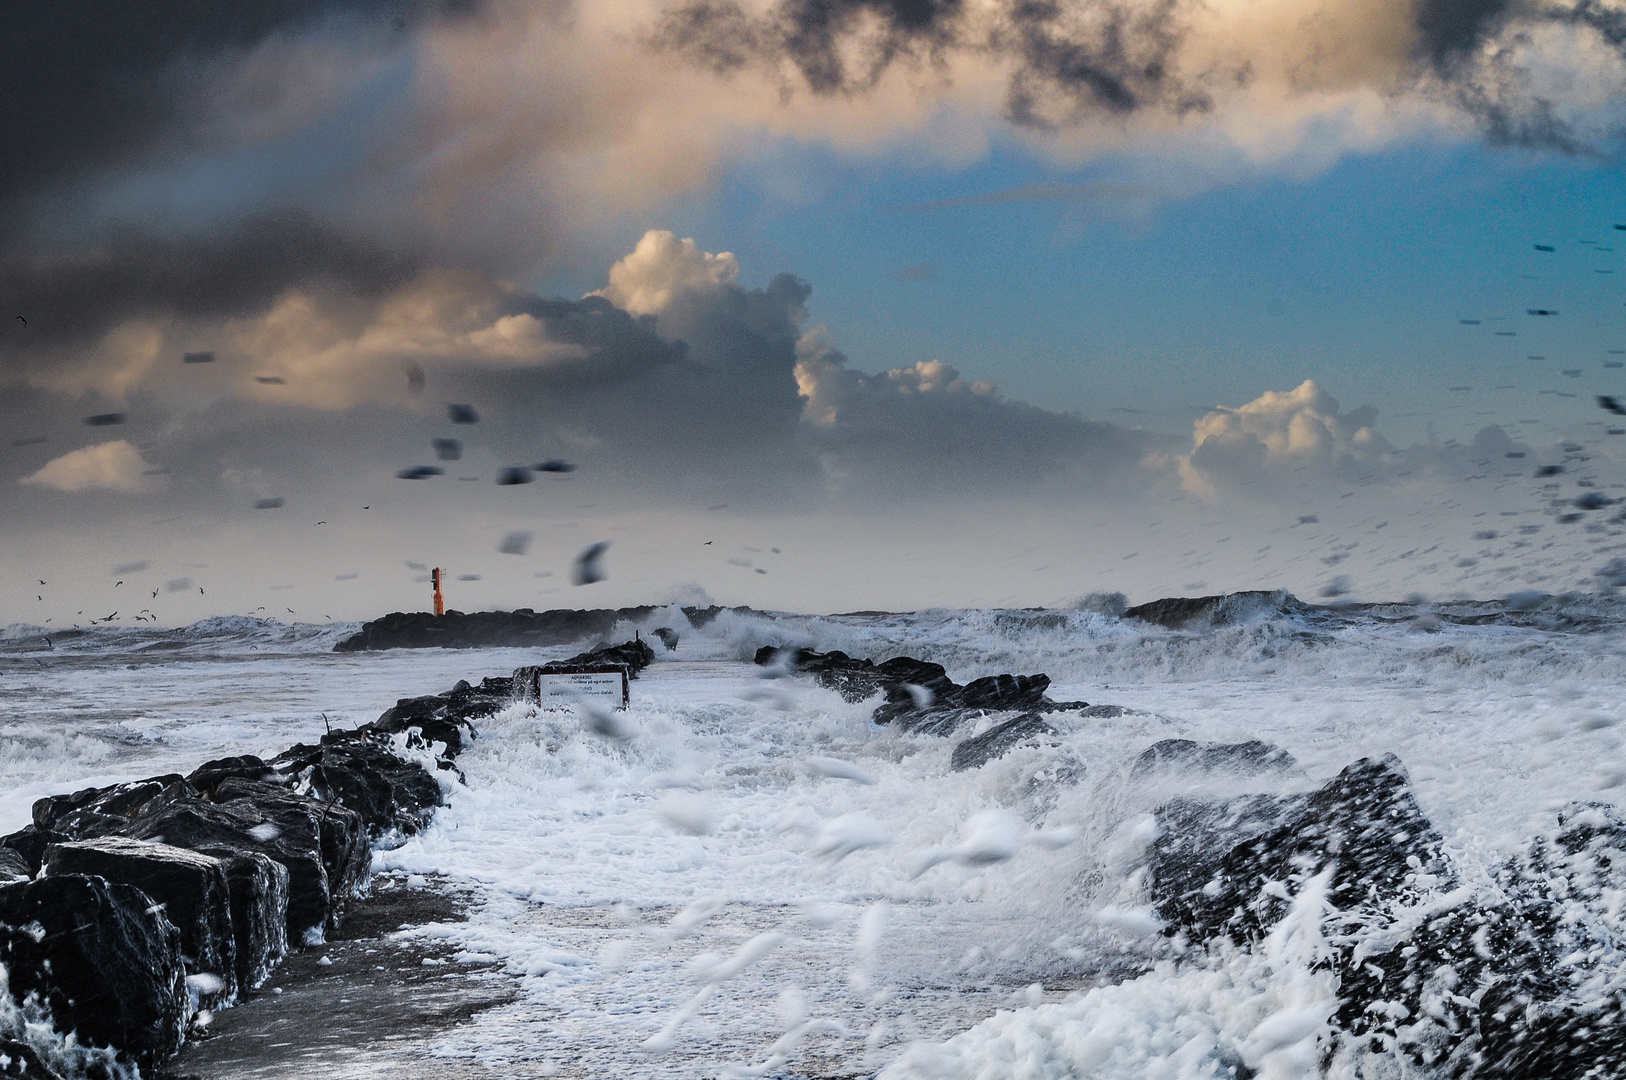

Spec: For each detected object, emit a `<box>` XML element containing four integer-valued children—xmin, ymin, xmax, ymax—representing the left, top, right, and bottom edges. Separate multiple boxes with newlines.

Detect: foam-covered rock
<box><xmin>0</xmin><ymin>875</ymin><xmax>188</xmax><ymax>1071</ymax></box>
<box><xmin>1130</xmin><ymin>739</ymin><xmax>1297</xmax><ymax>777</ymax></box>
<box><xmin>950</xmin><ymin>714</ymin><xmax>1057</xmax><ymax>771</ymax></box>
<box><xmin>1149</xmin><ymin>755</ymin><xmax>1443</xmax><ymax>944</ymax></box>
<box><xmin>0</xmin><ymin>1039</ymin><xmax>64</xmax><ymax>1080</ymax></box>
<box><xmin>0</xmin><ymin>849</ymin><xmax>28</xmax><ymax>884</ymax></box>
<box><xmin>42</xmin><ymin>837</ymin><xmax>238</xmax><ymax>1004</ymax></box>
<box><xmin>1141</xmin><ymin>756</ymin><xmax>1626</xmax><ymax>1075</ymax></box>
<box><xmin>363</xmin><ymin>675</ymin><xmax>515</xmax><ymax>757</ymax></box>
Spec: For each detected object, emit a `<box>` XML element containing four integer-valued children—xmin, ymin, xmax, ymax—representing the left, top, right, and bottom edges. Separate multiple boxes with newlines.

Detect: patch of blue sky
<box><xmin>577</xmin><ymin>133</ymin><xmax>1625</xmax><ymax>447</ymax></box>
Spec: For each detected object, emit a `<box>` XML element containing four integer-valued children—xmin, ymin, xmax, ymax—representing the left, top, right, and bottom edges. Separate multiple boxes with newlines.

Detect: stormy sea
<box><xmin>3</xmin><ymin>592</ymin><xmax>1625</xmax><ymax>1079</ymax></box>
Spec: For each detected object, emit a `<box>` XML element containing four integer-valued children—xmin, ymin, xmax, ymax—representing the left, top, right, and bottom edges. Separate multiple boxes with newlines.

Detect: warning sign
<box><xmin>535</xmin><ymin>667</ymin><xmax>629</xmax><ymax>710</ymax></box>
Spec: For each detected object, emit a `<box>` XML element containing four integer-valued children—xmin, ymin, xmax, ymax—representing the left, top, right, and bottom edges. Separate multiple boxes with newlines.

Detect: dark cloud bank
<box><xmin>1</xmin><ymin>238</ymin><xmax>1167</xmax><ymax>534</ymax></box>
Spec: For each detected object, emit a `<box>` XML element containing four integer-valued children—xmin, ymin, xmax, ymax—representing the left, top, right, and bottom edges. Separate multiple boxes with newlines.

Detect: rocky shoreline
<box><xmin>0</xmin><ymin>636</ymin><xmax>663</xmax><ymax>1079</ymax></box>
<box><xmin>0</xmin><ymin>676</ymin><xmax>508</xmax><ymax>1078</ymax></box>
<box><xmin>8</xmin><ymin>621</ymin><xmax>1625</xmax><ymax>1079</ymax></box>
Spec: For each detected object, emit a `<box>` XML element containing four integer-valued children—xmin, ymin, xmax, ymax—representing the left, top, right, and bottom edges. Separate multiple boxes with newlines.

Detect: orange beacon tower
<box><xmin>431</xmin><ymin>567</ymin><xmax>445</xmax><ymax>616</ymax></box>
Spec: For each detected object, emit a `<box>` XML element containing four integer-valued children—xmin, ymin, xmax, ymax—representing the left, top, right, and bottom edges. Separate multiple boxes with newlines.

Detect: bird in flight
<box><xmin>573</xmin><ymin>541</ymin><xmax>610</xmax><ymax>586</ymax></box>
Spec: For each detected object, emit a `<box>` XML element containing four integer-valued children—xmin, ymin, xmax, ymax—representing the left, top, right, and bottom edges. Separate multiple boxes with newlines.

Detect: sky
<box><xmin>4</xmin><ymin>0</ymin><xmax>1626</xmax><ymax>626</ymax></box>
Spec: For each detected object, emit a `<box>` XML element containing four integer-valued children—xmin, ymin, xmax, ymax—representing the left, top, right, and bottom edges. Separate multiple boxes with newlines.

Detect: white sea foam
<box><xmin>3</xmin><ymin>598</ymin><xmax>1624</xmax><ymax>1076</ymax></box>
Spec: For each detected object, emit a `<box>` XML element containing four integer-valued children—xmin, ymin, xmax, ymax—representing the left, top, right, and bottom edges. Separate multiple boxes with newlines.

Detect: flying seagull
<box><xmin>572</xmin><ymin>541</ymin><xmax>610</xmax><ymax>586</ymax></box>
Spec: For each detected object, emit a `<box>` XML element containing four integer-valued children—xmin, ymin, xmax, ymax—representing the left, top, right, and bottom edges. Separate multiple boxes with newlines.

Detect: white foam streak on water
<box><xmin>3</xmin><ymin>601</ymin><xmax>1626</xmax><ymax>1076</ymax></box>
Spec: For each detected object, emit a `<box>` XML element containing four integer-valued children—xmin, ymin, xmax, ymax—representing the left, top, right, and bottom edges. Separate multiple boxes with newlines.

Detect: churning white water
<box><xmin>3</xmin><ymin>595</ymin><xmax>1624</xmax><ymax>1077</ymax></box>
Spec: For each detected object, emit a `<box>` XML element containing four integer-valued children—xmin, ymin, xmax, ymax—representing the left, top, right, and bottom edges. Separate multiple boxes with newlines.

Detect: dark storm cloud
<box><xmin>1414</xmin><ymin>0</ymin><xmax>1513</xmax><ymax>71</ymax></box>
<box><xmin>651</xmin><ymin>0</ymin><xmax>1207</xmax><ymax>121</ymax></box>
<box><xmin>493</xmin><ymin>295</ymin><xmax>691</xmax><ymax>383</ymax></box>
<box><xmin>478</xmin><ymin>271</ymin><xmax>825</xmax><ymax>503</ymax></box>
<box><xmin>2</xmin><ymin>214</ymin><xmax>419</xmax><ymax>358</ymax></box>
<box><xmin>653</xmin><ymin>0</ymin><xmax>1626</xmax><ymax>147</ymax></box>
<box><xmin>2</xmin><ymin>233</ymin><xmax>1159</xmax><ymax>526</ymax></box>
<box><xmin>0</xmin><ymin>0</ymin><xmax>468</xmax><ymax>209</ymax></box>
<box><xmin>655</xmin><ymin>0</ymin><xmax>965</xmax><ymax>89</ymax></box>
<box><xmin>996</xmin><ymin>0</ymin><xmax>1210</xmax><ymax>126</ymax></box>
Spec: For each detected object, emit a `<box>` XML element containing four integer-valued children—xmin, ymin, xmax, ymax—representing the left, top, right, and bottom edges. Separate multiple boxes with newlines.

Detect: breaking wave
<box><xmin>0</xmin><ymin>616</ymin><xmax>363</xmax><ymax>658</ymax></box>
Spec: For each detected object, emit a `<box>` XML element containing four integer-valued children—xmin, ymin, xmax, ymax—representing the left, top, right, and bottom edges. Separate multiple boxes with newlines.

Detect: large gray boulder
<box><xmin>42</xmin><ymin>837</ymin><xmax>238</xmax><ymax>1005</ymax></box>
<box><xmin>128</xmin><ymin>795</ymin><xmax>335</xmax><ymax>946</ymax></box>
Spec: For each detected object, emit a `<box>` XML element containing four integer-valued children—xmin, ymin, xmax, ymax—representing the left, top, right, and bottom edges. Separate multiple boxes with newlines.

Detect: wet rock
<box><xmin>333</xmin><ymin>606</ymin><xmax>734</xmax><ymax>652</ymax></box>
<box><xmin>1150</xmin><ymin>755</ymin><xmax>1444</xmax><ymax>944</ymax></box>
<box><xmin>119</xmin><ymin>800</ymin><xmax>292</xmax><ymax>991</ymax></box>
<box><xmin>1130</xmin><ymin>739</ymin><xmax>1297</xmax><ymax>777</ymax></box>
<box><xmin>0</xmin><ymin>848</ymin><xmax>29</xmax><ymax>884</ymax></box>
<box><xmin>267</xmin><ymin>737</ymin><xmax>444</xmax><ymax>839</ymax></box>
<box><xmin>959</xmin><ymin>673</ymin><xmax>1051</xmax><ymax>711</ymax></box>
<box><xmin>1123</xmin><ymin>589</ymin><xmax>1308</xmax><ymax>629</ymax></box>
<box><xmin>129</xmin><ymin>795</ymin><xmax>335</xmax><ymax>944</ymax></box>
<box><xmin>0</xmin><ymin>1039</ymin><xmax>63</xmax><ymax>1079</ymax></box>
<box><xmin>42</xmin><ymin>837</ymin><xmax>238</xmax><ymax>1005</ymax></box>
<box><xmin>213</xmin><ymin>780</ymin><xmax>368</xmax><ymax>937</ymax></box>
<box><xmin>186</xmin><ymin>755</ymin><xmax>275</xmax><ymax>798</ymax></box>
<box><xmin>0</xmin><ymin>874</ymin><xmax>188</xmax><ymax>1072</ymax></box>
<box><xmin>653</xmin><ymin>627</ymin><xmax>679</xmax><ymax>650</ymax></box>
<box><xmin>363</xmin><ymin>674</ymin><xmax>515</xmax><ymax>758</ymax></box>
<box><xmin>564</xmin><ymin>639</ymin><xmax>655</xmax><ymax>677</ymax></box>
<box><xmin>0</xmin><ymin>829</ymin><xmax>71</xmax><ymax>876</ymax></box>
<box><xmin>214</xmin><ymin>851</ymin><xmax>290</xmax><ymax>991</ymax></box>
<box><xmin>757</xmin><ymin>646</ymin><xmax>1084</xmax><ymax>735</ymax></box>
<box><xmin>32</xmin><ymin>775</ymin><xmax>193</xmax><ymax>841</ymax></box>
<box><xmin>950</xmin><ymin>714</ymin><xmax>1057</xmax><ymax>771</ymax></box>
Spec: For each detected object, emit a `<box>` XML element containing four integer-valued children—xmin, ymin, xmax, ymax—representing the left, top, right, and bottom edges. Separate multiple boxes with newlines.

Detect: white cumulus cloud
<box><xmin>593</xmin><ymin>230</ymin><xmax>740</xmax><ymax>318</ymax></box>
<box><xmin>21</xmin><ymin>440</ymin><xmax>160</xmax><ymax>493</ymax></box>
<box><xmin>1178</xmin><ymin>380</ymin><xmax>1393</xmax><ymax>497</ymax></box>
